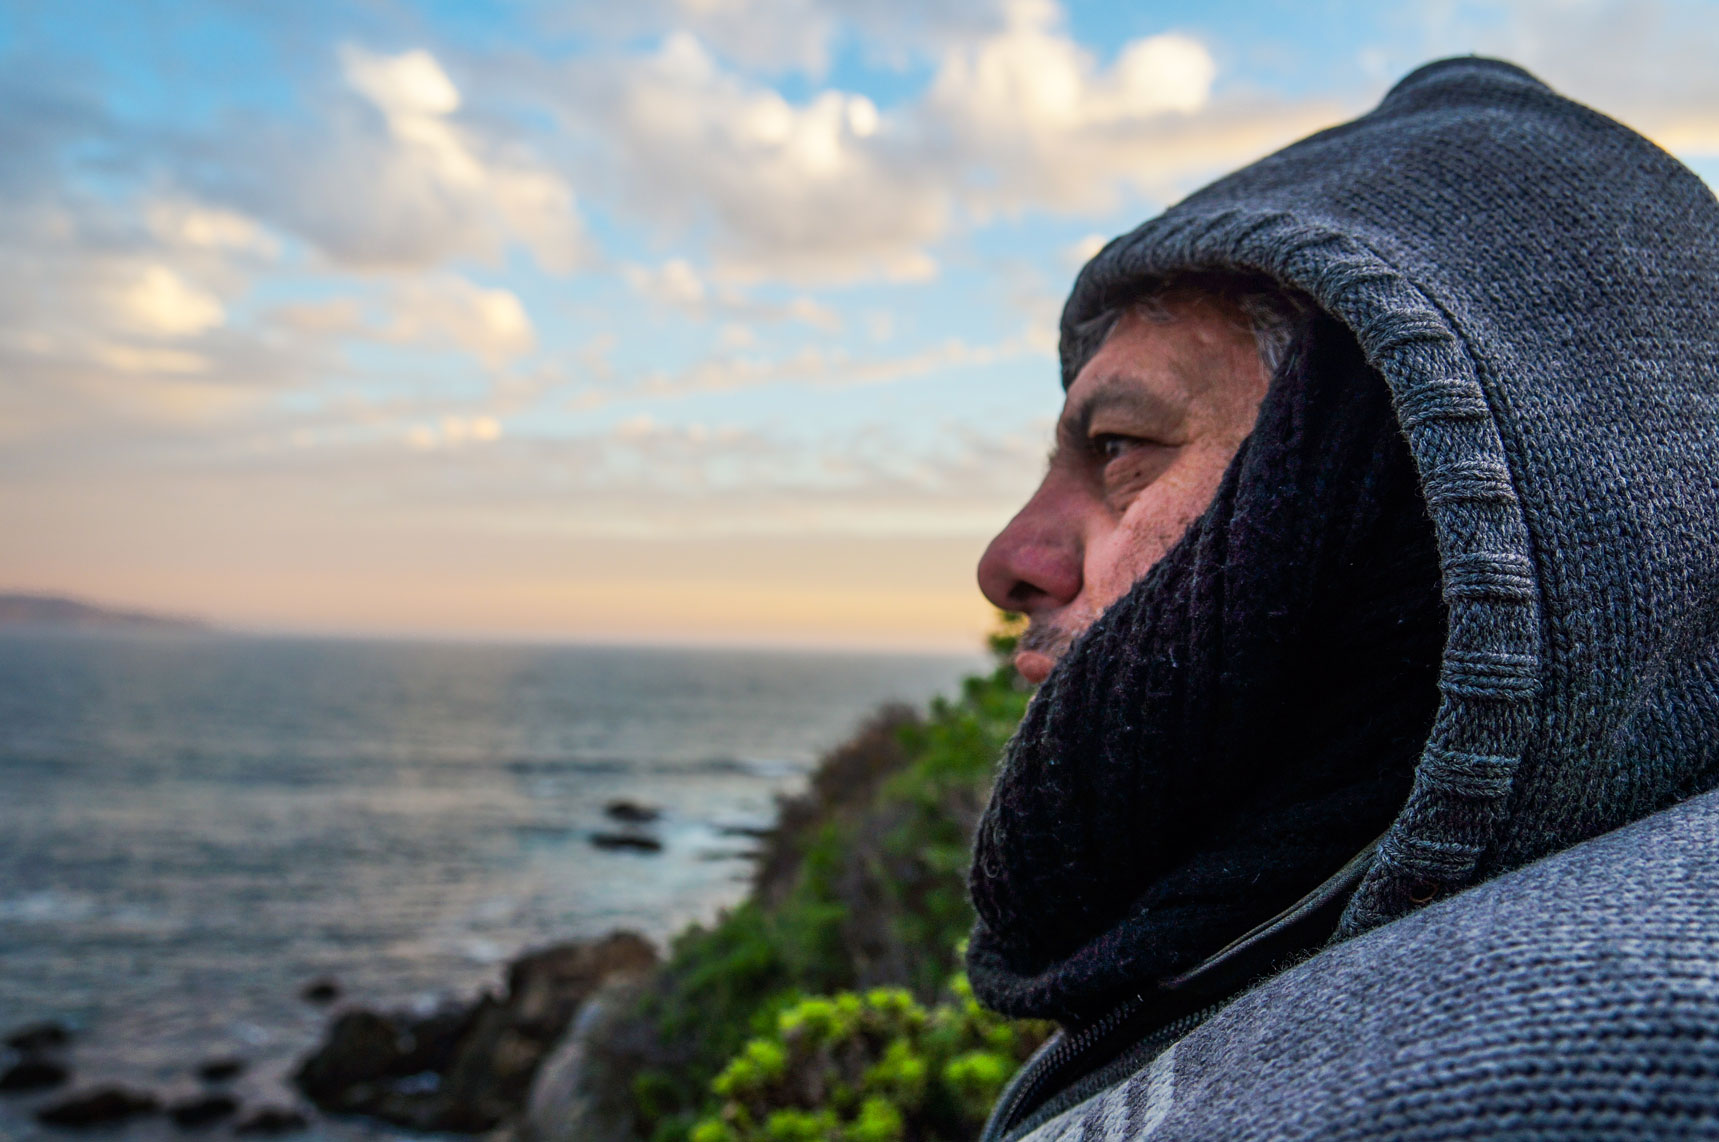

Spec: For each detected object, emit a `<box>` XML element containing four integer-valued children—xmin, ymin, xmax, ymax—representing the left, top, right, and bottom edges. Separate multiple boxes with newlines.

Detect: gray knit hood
<box><xmin>983</xmin><ymin>54</ymin><xmax>1719</xmax><ymax>994</ymax></box>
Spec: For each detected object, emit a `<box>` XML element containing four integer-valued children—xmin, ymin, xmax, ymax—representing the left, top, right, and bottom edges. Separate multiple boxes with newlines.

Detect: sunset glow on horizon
<box><xmin>4</xmin><ymin>1</ymin><xmax>1718</xmax><ymax>651</ymax></box>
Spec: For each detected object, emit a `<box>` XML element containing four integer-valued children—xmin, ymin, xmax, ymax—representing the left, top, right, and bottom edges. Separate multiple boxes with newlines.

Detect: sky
<box><xmin>3</xmin><ymin>0</ymin><xmax>1718</xmax><ymax>651</ymax></box>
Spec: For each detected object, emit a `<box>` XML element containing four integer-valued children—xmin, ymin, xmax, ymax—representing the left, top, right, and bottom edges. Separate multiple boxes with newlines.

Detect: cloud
<box><xmin>406</xmin><ymin>414</ymin><xmax>503</xmax><ymax>450</ymax></box>
<box><xmin>89</xmin><ymin>343</ymin><xmax>211</xmax><ymax>376</ymax></box>
<box><xmin>555</xmin><ymin>0</ymin><xmax>1012</xmax><ymax>79</ymax></box>
<box><xmin>1383</xmin><ymin>0</ymin><xmax>1719</xmax><ymax>156</ymax></box>
<box><xmin>145</xmin><ymin>201</ymin><xmax>280</xmax><ymax>257</ymax></box>
<box><xmin>624</xmin><ymin>258</ymin><xmax>708</xmax><ymax>306</ymax></box>
<box><xmin>0</xmin><ymin>186</ymin><xmax>295</xmax><ymax>440</ymax></box>
<box><xmin>551</xmin><ymin>2</ymin><xmax>1339</xmax><ymax>284</ymax></box>
<box><xmin>560</xmin><ymin>0</ymin><xmax>1719</xmax><ymax>293</ymax></box>
<box><xmin>1066</xmin><ymin>233</ymin><xmax>1109</xmax><ymax>267</ymax></box>
<box><xmin>591</xmin><ymin>331</ymin><xmax>1043</xmax><ymax>407</ymax></box>
<box><xmin>575</xmin><ymin>33</ymin><xmax>947</xmax><ymax>282</ymax></box>
<box><xmin>195</xmin><ymin>45</ymin><xmax>587</xmax><ymax>273</ymax></box>
<box><xmin>269</xmin><ymin>297</ymin><xmax>368</xmax><ymax>336</ymax></box>
<box><xmin>917</xmin><ymin>0</ymin><xmax>1343</xmax><ymax>217</ymax></box>
<box><xmin>927</xmin><ymin>4</ymin><xmax>1215</xmax><ymax>135</ymax></box>
<box><xmin>622</xmin><ymin>257</ymin><xmax>844</xmax><ymax>330</ymax></box>
<box><xmin>383</xmin><ymin>274</ymin><xmax>536</xmax><ymax>365</ymax></box>
<box><xmin>115</xmin><ymin>265</ymin><xmax>225</xmax><ymax>337</ymax></box>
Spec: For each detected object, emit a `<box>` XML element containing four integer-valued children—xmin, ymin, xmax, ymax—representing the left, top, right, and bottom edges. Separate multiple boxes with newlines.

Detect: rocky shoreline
<box><xmin>1</xmin><ymin>931</ymin><xmax>661</xmax><ymax>1138</ymax></box>
<box><xmin>1</xmin><ymin>1016</ymin><xmax>308</xmax><ymax>1134</ymax></box>
<box><xmin>0</xmin><ymin>798</ymin><xmax>704</xmax><ymax>1138</ymax></box>
<box><xmin>296</xmin><ymin>931</ymin><xmax>657</xmax><ymax>1134</ymax></box>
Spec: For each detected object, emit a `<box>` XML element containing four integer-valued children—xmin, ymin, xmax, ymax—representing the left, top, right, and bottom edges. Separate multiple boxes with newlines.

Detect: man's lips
<box><xmin>1014</xmin><ymin>615</ymin><xmax>1081</xmax><ymax>686</ymax></box>
<box><xmin>1013</xmin><ymin>650</ymin><xmax>1056</xmax><ymax>685</ymax></box>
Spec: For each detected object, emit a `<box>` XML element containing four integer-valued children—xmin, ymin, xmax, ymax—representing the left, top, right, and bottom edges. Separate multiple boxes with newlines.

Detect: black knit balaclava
<box><xmin>968</xmin><ymin>311</ymin><xmax>1447</xmax><ymax>1025</ymax></box>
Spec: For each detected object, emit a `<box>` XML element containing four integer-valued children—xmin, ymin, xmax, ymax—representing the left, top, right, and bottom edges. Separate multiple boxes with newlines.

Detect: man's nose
<box><xmin>977</xmin><ymin>481</ymin><xmax>1084</xmax><ymax>614</ymax></box>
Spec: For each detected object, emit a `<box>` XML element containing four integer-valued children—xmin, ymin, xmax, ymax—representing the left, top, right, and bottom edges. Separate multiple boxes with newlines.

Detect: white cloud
<box><xmin>1066</xmin><ymin>233</ymin><xmax>1108</xmax><ymax>267</ymax></box>
<box><xmin>917</xmin><ymin>0</ymin><xmax>1328</xmax><ymax>217</ymax></box>
<box><xmin>115</xmin><ymin>265</ymin><xmax>226</xmax><ymax>337</ymax></box>
<box><xmin>407</xmin><ymin>413</ymin><xmax>504</xmax><ymax>450</ymax></box>
<box><xmin>614</xmin><ymin>413</ymin><xmax>662</xmax><ymax>440</ymax></box>
<box><xmin>343</xmin><ymin>46</ymin><xmax>463</xmax><ymax>119</ymax></box>
<box><xmin>194</xmin><ymin>46</ymin><xmax>587</xmax><ymax>274</ymax></box>
<box><xmin>556</xmin><ymin>3</ymin><xmax>1338</xmax><ymax>284</ymax></box>
<box><xmin>570</xmin><ymin>33</ymin><xmax>949</xmax><ymax>282</ymax></box>
<box><xmin>384</xmin><ymin>275</ymin><xmax>536</xmax><ymax>365</ymax></box>
<box><xmin>623</xmin><ymin>258</ymin><xmax>707</xmax><ymax>305</ymax></box>
<box><xmin>145</xmin><ymin>201</ymin><xmax>279</xmax><ymax>257</ymax></box>
<box><xmin>784</xmin><ymin>297</ymin><xmax>842</xmax><ymax>332</ymax></box>
<box><xmin>928</xmin><ymin>2</ymin><xmax>1214</xmax><ymax>137</ymax></box>
<box><xmin>585</xmin><ymin>331</ymin><xmax>1044</xmax><ymax>407</ymax></box>
<box><xmin>622</xmin><ymin>257</ymin><xmax>845</xmax><ymax>331</ymax></box>
<box><xmin>0</xmin><ymin>190</ymin><xmax>311</xmax><ymax>436</ymax></box>
<box><xmin>557</xmin><ymin>0</ymin><xmax>1012</xmax><ymax>79</ymax></box>
<box><xmin>1404</xmin><ymin>0</ymin><xmax>1719</xmax><ymax>158</ymax></box>
<box><xmin>334</xmin><ymin>45</ymin><xmax>586</xmax><ymax>272</ymax></box>
<box><xmin>562</xmin><ymin>0</ymin><xmax>1719</xmax><ymax>291</ymax></box>
<box><xmin>270</xmin><ymin>297</ymin><xmax>367</xmax><ymax>336</ymax></box>
<box><xmin>91</xmin><ymin>343</ymin><xmax>211</xmax><ymax>376</ymax></box>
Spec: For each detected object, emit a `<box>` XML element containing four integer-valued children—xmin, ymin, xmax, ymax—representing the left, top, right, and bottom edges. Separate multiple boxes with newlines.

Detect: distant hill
<box><xmin>0</xmin><ymin>593</ymin><xmax>210</xmax><ymax>632</ymax></box>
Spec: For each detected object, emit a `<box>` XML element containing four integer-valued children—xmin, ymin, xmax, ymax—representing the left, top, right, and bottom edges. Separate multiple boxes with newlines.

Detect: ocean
<box><xmin>0</xmin><ymin>631</ymin><xmax>984</xmax><ymax>1140</ymax></box>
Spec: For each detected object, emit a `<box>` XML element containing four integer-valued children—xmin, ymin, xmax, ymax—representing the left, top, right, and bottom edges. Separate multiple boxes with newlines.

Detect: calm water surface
<box><xmin>0</xmin><ymin>632</ymin><xmax>982</xmax><ymax>1140</ymax></box>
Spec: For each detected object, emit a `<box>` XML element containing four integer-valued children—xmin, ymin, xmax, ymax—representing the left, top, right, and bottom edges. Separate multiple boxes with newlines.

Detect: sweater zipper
<box><xmin>979</xmin><ymin>836</ymin><xmax>1383</xmax><ymax>1142</ymax></box>
<box><xmin>980</xmin><ymin>999</ymin><xmax>1217</xmax><ymax>1142</ymax></box>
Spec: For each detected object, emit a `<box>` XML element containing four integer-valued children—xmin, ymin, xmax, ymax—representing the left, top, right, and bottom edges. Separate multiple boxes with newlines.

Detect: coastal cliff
<box><xmin>284</xmin><ymin>619</ymin><xmax>1039</xmax><ymax>1142</ymax></box>
<box><xmin>514</xmin><ymin>618</ymin><xmax>1045</xmax><ymax>1142</ymax></box>
<box><xmin>0</xmin><ymin>593</ymin><xmax>208</xmax><ymax>632</ymax></box>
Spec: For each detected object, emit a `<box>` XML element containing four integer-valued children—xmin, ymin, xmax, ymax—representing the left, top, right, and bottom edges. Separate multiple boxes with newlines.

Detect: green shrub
<box><xmin>626</xmin><ymin>613</ymin><xmax>1037</xmax><ymax>1142</ymax></box>
<box><xmin>692</xmin><ymin>970</ymin><xmax>1052</xmax><ymax>1142</ymax></box>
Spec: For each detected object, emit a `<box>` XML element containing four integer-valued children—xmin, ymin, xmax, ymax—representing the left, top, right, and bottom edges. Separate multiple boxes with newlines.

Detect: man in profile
<box><xmin>967</xmin><ymin>58</ymin><xmax>1719</xmax><ymax>1140</ymax></box>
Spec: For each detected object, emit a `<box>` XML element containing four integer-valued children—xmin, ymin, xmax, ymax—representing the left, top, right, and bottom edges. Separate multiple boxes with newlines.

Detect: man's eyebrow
<box><xmin>1058</xmin><ymin>375</ymin><xmax>1187</xmax><ymax>443</ymax></box>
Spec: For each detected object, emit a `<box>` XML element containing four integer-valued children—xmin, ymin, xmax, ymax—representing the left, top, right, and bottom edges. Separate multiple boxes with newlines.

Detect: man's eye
<box><xmin>1092</xmin><ymin>434</ymin><xmax>1146</xmax><ymax>462</ymax></box>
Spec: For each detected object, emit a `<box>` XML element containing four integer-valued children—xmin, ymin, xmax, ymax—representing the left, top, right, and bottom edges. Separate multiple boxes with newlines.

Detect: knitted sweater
<box><xmin>980</xmin><ymin>56</ymin><xmax>1719</xmax><ymax>1140</ymax></box>
<box><xmin>1017</xmin><ymin>791</ymin><xmax>1719</xmax><ymax>1140</ymax></box>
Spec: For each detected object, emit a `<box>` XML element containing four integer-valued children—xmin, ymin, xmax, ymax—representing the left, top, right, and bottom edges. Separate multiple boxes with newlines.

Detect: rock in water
<box><xmin>233</xmin><ymin>1106</ymin><xmax>310</xmax><ymax>1135</ymax></box>
<box><xmin>294</xmin><ymin>1009</ymin><xmax>423</xmax><ymax>1101</ymax></box>
<box><xmin>299</xmin><ymin>978</ymin><xmax>341</xmax><ymax>1004</ymax></box>
<box><xmin>197</xmin><ymin>1056</ymin><xmax>247</xmax><ymax>1083</ymax></box>
<box><xmin>169</xmin><ymin>1093</ymin><xmax>239</xmax><ymax>1128</ymax></box>
<box><xmin>35</xmin><ymin>1086</ymin><xmax>160</xmax><ymax>1127</ymax></box>
<box><xmin>294</xmin><ymin>931</ymin><xmax>657</xmax><ymax>1133</ymax></box>
<box><xmin>603</xmin><ymin>800</ymin><xmax>661</xmax><ymax>824</ymax></box>
<box><xmin>589</xmin><ymin>832</ymin><xmax>663</xmax><ymax>853</ymax></box>
<box><xmin>0</xmin><ymin>1058</ymin><xmax>70</xmax><ymax>1093</ymax></box>
<box><xmin>5</xmin><ymin>1021</ymin><xmax>70</xmax><ymax>1053</ymax></box>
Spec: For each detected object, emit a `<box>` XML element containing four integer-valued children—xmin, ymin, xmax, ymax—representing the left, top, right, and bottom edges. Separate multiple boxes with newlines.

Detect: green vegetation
<box><xmin>689</xmin><ymin>974</ymin><xmax>1051</xmax><ymax>1142</ymax></box>
<box><xmin>622</xmin><ymin>614</ymin><xmax>1045</xmax><ymax>1142</ymax></box>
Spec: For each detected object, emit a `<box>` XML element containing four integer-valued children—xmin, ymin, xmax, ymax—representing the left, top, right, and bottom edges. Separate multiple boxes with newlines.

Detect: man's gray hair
<box><xmin>1070</xmin><ymin>271</ymin><xmax>1316</xmax><ymax>383</ymax></box>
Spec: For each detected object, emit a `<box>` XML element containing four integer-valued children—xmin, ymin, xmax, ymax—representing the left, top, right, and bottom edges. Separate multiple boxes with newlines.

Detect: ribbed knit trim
<box><xmin>1060</xmin><ymin>210</ymin><xmax>1544</xmax><ymax>936</ymax></box>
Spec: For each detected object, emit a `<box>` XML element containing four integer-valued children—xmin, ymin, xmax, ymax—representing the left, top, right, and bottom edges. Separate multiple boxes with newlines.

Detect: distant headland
<box><xmin>0</xmin><ymin>593</ymin><xmax>210</xmax><ymax>632</ymax></box>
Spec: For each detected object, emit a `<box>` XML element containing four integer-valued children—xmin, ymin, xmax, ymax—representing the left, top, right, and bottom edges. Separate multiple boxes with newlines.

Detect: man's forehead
<box><xmin>1058</xmin><ymin>371</ymin><xmax>1187</xmax><ymax>435</ymax></box>
<box><xmin>1060</xmin><ymin>318</ymin><xmax>1200</xmax><ymax>432</ymax></box>
<box><xmin>1060</xmin><ymin>299</ymin><xmax>1266</xmax><ymax>433</ymax></box>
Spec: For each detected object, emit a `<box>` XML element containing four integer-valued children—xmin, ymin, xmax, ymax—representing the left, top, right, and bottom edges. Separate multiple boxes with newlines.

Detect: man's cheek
<box><xmin>1092</xmin><ymin>491</ymin><xmax>1206</xmax><ymax>605</ymax></box>
<box><xmin>1085</xmin><ymin>529</ymin><xmax>1157</xmax><ymax>611</ymax></box>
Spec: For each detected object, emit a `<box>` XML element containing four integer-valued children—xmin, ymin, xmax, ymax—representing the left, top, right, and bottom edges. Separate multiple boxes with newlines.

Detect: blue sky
<box><xmin>3</xmin><ymin>0</ymin><xmax>1717</xmax><ymax>649</ymax></box>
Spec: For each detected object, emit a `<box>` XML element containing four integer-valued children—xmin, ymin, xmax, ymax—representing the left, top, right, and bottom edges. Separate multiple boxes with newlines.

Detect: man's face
<box><xmin>977</xmin><ymin>295</ymin><xmax>1272</xmax><ymax>684</ymax></box>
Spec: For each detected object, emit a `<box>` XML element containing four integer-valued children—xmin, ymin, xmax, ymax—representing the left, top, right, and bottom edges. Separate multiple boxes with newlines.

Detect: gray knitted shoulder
<box><xmin>1019</xmin><ymin>788</ymin><xmax>1719</xmax><ymax>1141</ymax></box>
